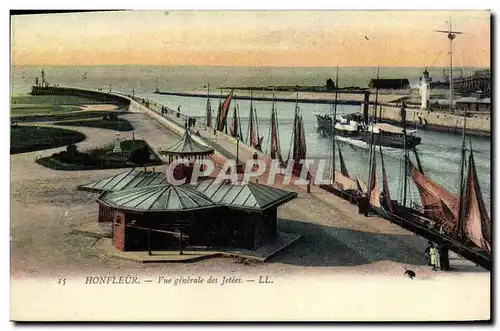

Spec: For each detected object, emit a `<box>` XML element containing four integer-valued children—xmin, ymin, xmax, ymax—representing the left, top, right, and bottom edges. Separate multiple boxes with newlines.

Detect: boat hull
<box><xmin>360</xmin><ymin>131</ymin><xmax>422</xmax><ymax>149</ymax></box>
<box><xmin>316</xmin><ymin>114</ymin><xmax>422</xmax><ymax>149</ymax></box>
<box><xmin>379</xmin><ymin>200</ymin><xmax>491</xmax><ymax>271</ymax></box>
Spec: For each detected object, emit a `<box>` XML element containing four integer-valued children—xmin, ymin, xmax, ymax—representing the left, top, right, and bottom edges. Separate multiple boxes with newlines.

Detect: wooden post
<box><xmin>179</xmin><ymin>227</ymin><xmax>184</xmax><ymax>255</ymax></box>
<box><xmin>438</xmin><ymin>243</ymin><xmax>450</xmax><ymax>271</ymax></box>
<box><xmin>148</xmin><ymin>218</ymin><xmax>152</xmax><ymax>256</ymax></box>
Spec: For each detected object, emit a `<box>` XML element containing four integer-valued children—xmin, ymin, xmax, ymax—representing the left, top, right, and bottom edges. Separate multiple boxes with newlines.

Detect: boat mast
<box><xmin>434</xmin><ymin>19</ymin><xmax>464</xmax><ymax>114</ymax></box>
<box><xmin>402</xmin><ymin>102</ymin><xmax>409</xmax><ymax>207</ymax></box>
<box><xmin>332</xmin><ymin>67</ymin><xmax>339</xmax><ymax>183</ymax></box>
<box><xmin>267</xmin><ymin>95</ymin><xmax>274</xmax><ymax>156</ymax></box>
<box><xmin>366</xmin><ymin>124</ymin><xmax>375</xmax><ymax>200</ymax></box>
<box><xmin>206</xmin><ymin>82</ymin><xmax>211</xmax><ymax>128</ymax></box>
<box><xmin>217</xmin><ymin>88</ymin><xmax>223</xmax><ymax>131</ymax></box>
<box><xmin>247</xmin><ymin>90</ymin><xmax>253</xmax><ymax>144</ymax></box>
<box><xmin>448</xmin><ymin>20</ymin><xmax>454</xmax><ymax>113</ymax></box>
<box><xmin>237</xmin><ymin>103</ymin><xmax>243</xmax><ymax>142</ymax></box>
<box><xmin>288</xmin><ymin>93</ymin><xmax>299</xmax><ymax>161</ymax></box>
<box><xmin>457</xmin><ymin>94</ymin><xmax>471</xmax><ymax>239</ymax></box>
<box><xmin>374</xmin><ymin>66</ymin><xmax>380</xmax><ymax>122</ymax></box>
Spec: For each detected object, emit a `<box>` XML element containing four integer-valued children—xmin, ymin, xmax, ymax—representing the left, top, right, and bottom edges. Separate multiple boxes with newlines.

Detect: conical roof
<box><xmin>158</xmin><ymin>130</ymin><xmax>214</xmax><ymax>157</ymax></box>
<box><xmin>78</xmin><ymin>169</ymin><xmax>167</xmax><ymax>193</ymax></box>
<box><xmin>192</xmin><ymin>177</ymin><xmax>297</xmax><ymax>210</ymax></box>
<box><xmin>97</xmin><ymin>184</ymin><xmax>217</xmax><ymax>212</ymax></box>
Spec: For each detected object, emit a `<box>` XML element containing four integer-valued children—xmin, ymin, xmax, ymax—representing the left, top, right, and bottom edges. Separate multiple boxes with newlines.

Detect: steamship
<box><xmin>315</xmin><ymin>112</ymin><xmax>422</xmax><ymax>149</ymax></box>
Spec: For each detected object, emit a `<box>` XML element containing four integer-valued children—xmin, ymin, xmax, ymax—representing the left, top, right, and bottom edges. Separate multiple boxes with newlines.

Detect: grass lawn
<box><xmin>10</xmin><ymin>104</ymin><xmax>82</xmax><ymax>116</ymax></box>
<box><xmin>53</xmin><ymin>118</ymin><xmax>134</xmax><ymax>131</ymax></box>
<box><xmin>10</xmin><ymin>95</ymin><xmax>119</xmax><ymax>117</ymax></box>
<box><xmin>11</xmin><ymin>95</ymin><xmax>102</xmax><ymax>106</ymax></box>
<box><xmin>10</xmin><ymin>125</ymin><xmax>86</xmax><ymax>154</ymax></box>
<box><xmin>36</xmin><ymin>139</ymin><xmax>162</xmax><ymax>170</ymax></box>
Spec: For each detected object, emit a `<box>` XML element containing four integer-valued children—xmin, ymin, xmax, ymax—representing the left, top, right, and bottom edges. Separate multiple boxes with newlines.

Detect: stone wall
<box><xmin>31</xmin><ymin>85</ymin><xmax>131</xmax><ymax>106</ymax></box>
<box><xmin>365</xmin><ymin>104</ymin><xmax>490</xmax><ymax>136</ymax></box>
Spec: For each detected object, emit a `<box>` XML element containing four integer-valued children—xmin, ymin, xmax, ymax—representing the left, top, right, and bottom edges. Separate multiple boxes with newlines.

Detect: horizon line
<box><xmin>11</xmin><ymin>64</ymin><xmax>491</xmax><ymax>69</ymax></box>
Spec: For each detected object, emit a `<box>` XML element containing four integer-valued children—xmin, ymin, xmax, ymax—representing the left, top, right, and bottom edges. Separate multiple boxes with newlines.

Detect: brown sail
<box><xmin>338</xmin><ymin>146</ymin><xmax>350</xmax><ymax>178</ymax></box>
<box><xmin>355</xmin><ymin>175</ymin><xmax>368</xmax><ymax>194</ymax></box>
<box><xmin>332</xmin><ymin>146</ymin><xmax>357</xmax><ymax>190</ymax></box>
<box><xmin>270</xmin><ymin>105</ymin><xmax>283</xmax><ymax>163</ymax></box>
<box><xmin>369</xmin><ymin>154</ymin><xmax>380</xmax><ymax>207</ymax></box>
<box><xmin>217</xmin><ymin>89</ymin><xmax>234</xmax><ymax>131</ymax></box>
<box><xmin>206</xmin><ymin>87</ymin><xmax>212</xmax><ymax>128</ymax></box>
<box><xmin>379</xmin><ymin>145</ymin><xmax>394</xmax><ymax>213</ymax></box>
<box><xmin>462</xmin><ymin>151</ymin><xmax>491</xmax><ymax>252</ymax></box>
<box><xmin>410</xmin><ymin>161</ymin><xmax>459</xmax><ymax>234</ymax></box>
<box><xmin>230</xmin><ymin>105</ymin><xmax>238</xmax><ymax>138</ymax></box>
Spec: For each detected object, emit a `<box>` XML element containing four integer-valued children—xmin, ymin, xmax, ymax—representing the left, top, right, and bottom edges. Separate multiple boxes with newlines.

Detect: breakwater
<box><xmin>31</xmin><ymin>86</ymin><xmax>131</xmax><ymax>107</ymax></box>
<box><xmin>367</xmin><ymin>105</ymin><xmax>491</xmax><ymax>137</ymax></box>
<box><xmin>155</xmin><ymin>91</ymin><xmax>368</xmax><ymax>106</ymax></box>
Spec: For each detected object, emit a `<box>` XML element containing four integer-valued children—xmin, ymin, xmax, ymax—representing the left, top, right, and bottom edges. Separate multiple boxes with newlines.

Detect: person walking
<box><xmin>424</xmin><ymin>241</ymin><xmax>432</xmax><ymax>266</ymax></box>
<box><xmin>435</xmin><ymin>244</ymin><xmax>441</xmax><ymax>270</ymax></box>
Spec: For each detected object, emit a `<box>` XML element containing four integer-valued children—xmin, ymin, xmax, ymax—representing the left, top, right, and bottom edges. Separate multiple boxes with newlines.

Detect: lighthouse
<box><xmin>419</xmin><ymin>68</ymin><xmax>431</xmax><ymax>109</ymax></box>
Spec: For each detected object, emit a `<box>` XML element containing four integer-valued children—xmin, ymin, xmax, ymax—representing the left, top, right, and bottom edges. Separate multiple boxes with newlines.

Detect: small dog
<box><xmin>404</xmin><ymin>269</ymin><xmax>416</xmax><ymax>280</ymax></box>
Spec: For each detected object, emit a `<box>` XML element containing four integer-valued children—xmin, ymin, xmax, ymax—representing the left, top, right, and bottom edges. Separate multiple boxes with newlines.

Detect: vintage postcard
<box><xmin>10</xmin><ymin>9</ymin><xmax>491</xmax><ymax>321</ymax></box>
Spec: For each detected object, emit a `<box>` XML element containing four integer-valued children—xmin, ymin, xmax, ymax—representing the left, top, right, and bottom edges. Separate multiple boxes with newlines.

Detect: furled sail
<box><xmin>249</xmin><ymin>102</ymin><xmax>263</xmax><ymax>151</ymax></box>
<box><xmin>410</xmin><ymin>161</ymin><xmax>459</xmax><ymax>234</ymax></box>
<box><xmin>217</xmin><ymin>89</ymin><xmax>234</xmax><ymax>131</ymax></box>
<box><xmin>270</xmin><ymin>104</ymin><xmax>283</xmax><ymax>162</ymax></box>
<box><xmin>355</xmin><ymin>175</ymin><xmax>368</xmax><ymax>194</ymax></box>
<box><xmin>462</xmin><ymin>151</ymin><xmax>491</xmax><ymax>252</ymax></box>
<box><xmin>289</xmin><ymin>115</ymin><xmax>307</xmax><ymax>176</ymax></box>
<box><xmin>338</xmin><ymin>146</ymin><xmax>350</xmax><ymax>178</ymax></box>
<box><xmin>206</xmin><ymin>93</ymin><xmax>212</xmax><ymax>128</ymax></box>
<box><xmin>249</xmin><ymin>104</ymin><xmax>257</xmax><ymax>146</ymax></box>
<box><xmin>379</xmin><ymin>144</ymin><xmax>394</xmax><ymax>213</ymax></box>
<box><xmin>292</xmin><ymin>115</ymin><xmax>307</xmax><ymax>164</ymax></box>
<box><xmin>230</xmin><ymin>105</ymin><xmax>238</xmax><ymax>138</ymax></box>
<box><xmin>369</xmin><ymin>153</ymin><xmax>380</xmax><ymax>207</ymax></box>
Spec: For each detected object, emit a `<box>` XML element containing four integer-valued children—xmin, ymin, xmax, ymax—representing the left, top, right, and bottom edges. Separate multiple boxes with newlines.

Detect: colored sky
<box><xmin>11</xmin><ymin>10</ymin><xmax>490</xmax><ymax>67</ymax></box>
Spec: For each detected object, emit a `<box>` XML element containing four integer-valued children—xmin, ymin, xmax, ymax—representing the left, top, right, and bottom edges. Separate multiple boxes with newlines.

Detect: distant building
<box><xmin>455</xmin><ymin>97</ymin><xmax>491</xmax><ymax>112</ymax></box>
<box><xmin>369</xmin><ymin>79</ymin><xmax>410</xmax><ymax>90</ymax></box>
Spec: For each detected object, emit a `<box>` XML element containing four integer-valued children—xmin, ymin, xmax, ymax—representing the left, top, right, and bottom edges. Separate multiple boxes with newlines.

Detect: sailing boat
<box><xmin>327</xmin><ymin>68</ymin><xmax>359</xmax><ymax>194</ymax></box>
<box><xmin>230</xmin><ymin>103</ymin><xmax>243</xmax><ymax>140</ymax></box>
<box><xmin>378</xmin><ymin>101</ymin><xmax>491</xmax><ymax>262</ymax></box>
<box><xmin>248</xmin><ymin>90</ymin><xmax>264</xmax><ymax>151</ymax></box>
<box><xmin>284</xmin><ymin>94</ymin><xmax>308</xmax><ymax>177</ymax></box>
<box><xmin>315</xmin><ymin>67</ymin><xmax>422</xmax><ymax>149</ymax></box>
<box><xmin>269</xmin><ymin>94</ymin><xmax>284</xmax><ymax>163</ymax></box>
<box><xmin>216</xmin><ymin>89</ymin><xmax>234</xmax><ymax>132</ymax></box>
<box><xmin>319</xmin><ymin>68</ymin><xmax>365</xmax><ymax>202</ymax></box>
